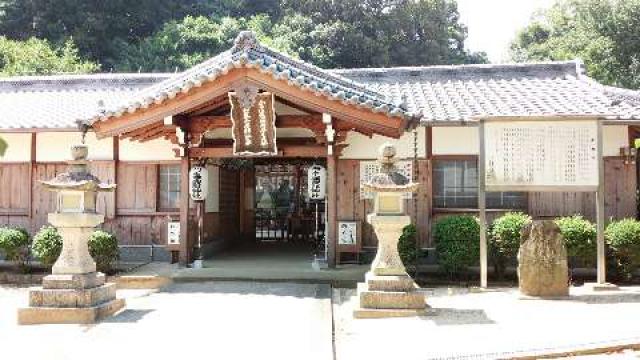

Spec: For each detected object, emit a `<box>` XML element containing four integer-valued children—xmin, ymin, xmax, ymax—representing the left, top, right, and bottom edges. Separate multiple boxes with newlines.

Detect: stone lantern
<box><xmin>18</xmin><ymin>144</ymin><xmax>125</xmax><ymax>325</ymax></box>
<box><xmin>353</xmin><ymin>143</ymin><xmax>430</xmax><ymax>318</ymax></box>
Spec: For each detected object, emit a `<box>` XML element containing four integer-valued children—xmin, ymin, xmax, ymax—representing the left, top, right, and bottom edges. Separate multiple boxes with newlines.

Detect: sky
<box><xmin>457</xmin><ymin>0</ymin><xmax>556</xmax><ymax>63</ymax></box>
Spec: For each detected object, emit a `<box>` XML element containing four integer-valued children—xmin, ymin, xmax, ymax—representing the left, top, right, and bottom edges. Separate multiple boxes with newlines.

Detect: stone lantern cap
<box><xmin>362</xmin><ymin>143</ymin><xmax>419</xmax><ymax>193</ymax></box>
<box><xmin>39</xmin><ymin>144</ymin><xmax>116</xmax><ymax>192</ymax></box>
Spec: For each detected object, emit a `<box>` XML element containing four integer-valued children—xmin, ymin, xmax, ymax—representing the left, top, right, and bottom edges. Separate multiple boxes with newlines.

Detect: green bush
<box><xmin>434</xmin><ymin>215</ymin><xmax>480</xmax><ymax>277</ymax></box>
<box><xmin>606</xmin><ymin>219</ymin><xmax>640</xmax><ymax>280</ymax></box>
<box><xmin>0</xmin><ymin>227</ymin><xmax>30</xmax><ymax>269</ymax></box>
<box><xmin>489</xmin><ymin>212</ymin><xmax>531</xmax><ymax>278</ymax></box>
<box><xmin>398</xmin><ymin>224</ymin><xmax>418</xmax><ymax>272</ymax></box>
<box><xmin>88</xmin><ymin>230</ymin><xmax>119</xmax><ymax>273</ymax></box>
<box><xmin>555</xmin><ymin>215</ymin><xmax>596</xmax><ymax>267</ymax></box>
<box><xmin>31</xmin><ymin>226</ymin><xmax>63</xmax><ymax>267</ymax></box>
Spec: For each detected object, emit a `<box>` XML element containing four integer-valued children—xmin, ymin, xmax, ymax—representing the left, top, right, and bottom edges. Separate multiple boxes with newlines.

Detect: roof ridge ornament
<box><xmin>232</xmin><ymin>31</ymin><xmax>261</xmax><ymax>53</ymax></box>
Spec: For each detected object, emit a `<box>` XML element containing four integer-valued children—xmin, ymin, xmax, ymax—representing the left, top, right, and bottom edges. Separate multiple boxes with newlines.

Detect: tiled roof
<box><xmin>334</xmin><ymin>61</ymin><xmax>640</xmax><ymax>124</ymax></box>
<box><xmin>0</xmin><ymin>73</ymin><xmax>168</xmax><ymax>130</ymax></box>
<box><xmin>85</xmin><ymin>31</ymin><xmax>410</xmax><ymax>125</ymax></box>
<box><xmin>0</xmin><ymin>31</ymin><xmax>639</xmax><ymax>130</ymax></box>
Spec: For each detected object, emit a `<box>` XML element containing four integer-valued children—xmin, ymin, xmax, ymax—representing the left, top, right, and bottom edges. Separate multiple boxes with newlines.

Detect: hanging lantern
<box><xmin>189</xmin><ymin>166</ymin><xmax>208</xmax><ymax>201</ymax></box>
<box><xmin>307</xmin><ymin>164</ymin><xmax>326</xmax><ymax>200</ymax></box>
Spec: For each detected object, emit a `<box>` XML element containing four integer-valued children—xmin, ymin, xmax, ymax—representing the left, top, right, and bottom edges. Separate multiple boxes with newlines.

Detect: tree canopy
<box><xmin>511</xmin><ymin>0</ymin><xmax>640</xmax><ymax>88</ymax></box>
<box><xmin>0</xmin><ymin>0</ymin><xmax>486</xmax><ymax>75</ymax></box>
<box><xmin>0</xmin><ymin>37</ymin><xmax>98</xmax><ymax>76</ymax></box>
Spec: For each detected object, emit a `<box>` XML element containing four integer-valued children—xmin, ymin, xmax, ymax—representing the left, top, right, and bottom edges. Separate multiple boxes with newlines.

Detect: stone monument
<box><xmin>18</xmin><ymin>143</ymin><xmax>124</xmax><ymax>325</ymax></box>
<box><xmin>353</xmin><ymin>143</ymin><xmax>430</xmax><ymax>318</ymax></box>
<box><xmin>518</xmin><ymin>220</ymin><xmax>569</xmax><ymax>298</ymax></box>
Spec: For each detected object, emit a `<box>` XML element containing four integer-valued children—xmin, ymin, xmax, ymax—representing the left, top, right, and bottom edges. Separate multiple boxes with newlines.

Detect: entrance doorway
<box><xmin>253</xmin><ymin>159</ymin><xmax>326</xmax><ymax>252</ymax></box>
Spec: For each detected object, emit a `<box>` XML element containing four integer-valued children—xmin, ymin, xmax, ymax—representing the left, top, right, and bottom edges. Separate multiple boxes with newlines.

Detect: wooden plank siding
<box><xmin>336</xmin><ymin>159</ymin><xmax>432</xmax><ymax>249</ymax></box>
<box><xmin>0</xmin><ymin>156</ymin><xmax>635</xmax><ymax>252</ymax></box>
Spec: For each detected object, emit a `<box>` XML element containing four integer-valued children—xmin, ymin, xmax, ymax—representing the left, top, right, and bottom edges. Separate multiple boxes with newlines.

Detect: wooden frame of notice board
<box><xmin>337</xmin><ymin>220</ymin><xmax>361</xmax><ymax>264</ymax></box>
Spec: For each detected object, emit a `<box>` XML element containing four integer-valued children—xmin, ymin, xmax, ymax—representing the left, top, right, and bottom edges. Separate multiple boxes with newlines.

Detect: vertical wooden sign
<box><xmin>229</xmin><ymin>87</ymin><xmax>277</xmax><ymax>156</ymax></box>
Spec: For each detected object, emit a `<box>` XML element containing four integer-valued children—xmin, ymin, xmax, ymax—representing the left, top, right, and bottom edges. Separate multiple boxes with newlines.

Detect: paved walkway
<box><xmin>333</xmin><ymin>286</ymin><xmax>640</xmax><ymax>360</ymax></box>
<box><xmin>1</xmin><ymin>282</ymin><xmax>333</xmax><ymax>360</ymax></box>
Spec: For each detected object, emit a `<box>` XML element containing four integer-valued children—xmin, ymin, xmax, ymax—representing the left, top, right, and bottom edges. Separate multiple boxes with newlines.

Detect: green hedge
<box><xmin>0</xmin><ymin>227</ymin><xmax>30</xmax><ymax>270</ymax></box>
<box><xmin>434</xmin><ymin>215</ymin><xmax>479</xmax><ymax>276</ymax></box>
<box><xmin>88</xmin><ymin>230</ymin><xmax>119</xmax><ymax>273</ymax></box>
<box><xmin>489</xmin><ymin>212</ymin><xmax>531</xmax><ymax>278</ymax></box>
<box><xmin>606</xmin><ymin>219</ymin><xmax>640</xmax><ymax>280</ymax></box>
<box><xmin>32</xmin><ymin>226</ymin><xmax>119</xmax><ymax>273</ymax></box>
<box><xmin>555</xmin><ymin>215</ymin><xmax>596</xmax><ymax>267</ymax></box>
<box><xmin>31</xmin><ymin>226</ymin><xmax>63</xmax><ymax>267</ymax></box>
<box><xmin>398</xmin><ymin>224</ymin><xmax>418</xmax><ymax>272</ymax></box>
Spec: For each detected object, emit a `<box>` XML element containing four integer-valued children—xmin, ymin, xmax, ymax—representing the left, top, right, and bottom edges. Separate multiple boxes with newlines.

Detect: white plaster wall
<box><xmin>0</xmin><ymin>133</ymin><xmax>31</xmax><ymax>162</ymax></box>
<box><xmin>603</xmin><ymin>125</ymin><xmax>628</xmax><ymax>157</ymax></box>
<box><xmin>119</xmin><ymin>137</ymin><xmax>177</xmax><ymax>161</ymax></box>
<box><xmin>36</xmin><ymin>132</ymin><xmax>113</xmax><ymax>162</ymax></box>
<box><xmin>340</xmin><ymin>127</ymin><xmax>426</xmax><ymax>159</ymax></box>
<box><xmin>432</xmin><ymin>127</ymin><xmax>479</xmax><ymax>155</ymax></box>
<box><xmin>432</xmin><ymin>125</ymin><xmax>628</xmax><ymax>156</ymax></box>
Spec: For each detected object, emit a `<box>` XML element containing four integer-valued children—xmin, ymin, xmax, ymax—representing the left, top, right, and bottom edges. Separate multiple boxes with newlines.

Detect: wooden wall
<box><xmin>336</xmin><ymin>159</ymin><xmax>432</xmax><ymax>248</ymax></box>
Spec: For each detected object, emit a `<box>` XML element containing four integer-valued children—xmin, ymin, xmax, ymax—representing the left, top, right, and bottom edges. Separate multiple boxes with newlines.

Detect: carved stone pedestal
<box><xmin>353</xmin><ymin>215</ymin><xmax>430</xmax><ymax>318</ymax></box>
<box><xmin>18</xmin><ymin>272</ymin><xmax>124</xmax><ymax>325</ymax></box>
<box><xmin>17</xmin><ymin>213</ymin><xmax>124</xmax><ymax>325</ymax></box>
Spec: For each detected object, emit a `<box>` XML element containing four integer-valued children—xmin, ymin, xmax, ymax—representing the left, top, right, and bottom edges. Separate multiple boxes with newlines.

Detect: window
<box><xmin>433</xmin><ymin>159</ymin><xmax>526</xmax><ymax>209</ymax></box>
<box><xmin>159</xmin><ymin>165</ymin><xmax>181</xmax><ymax>211</ymax></box>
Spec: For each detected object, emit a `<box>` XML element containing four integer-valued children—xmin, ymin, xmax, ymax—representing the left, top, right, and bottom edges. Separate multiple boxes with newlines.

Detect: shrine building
<box><xmin>1</xmin><ymin>31</ymin><xmax>640</xmax><ymax>266</ymax></box>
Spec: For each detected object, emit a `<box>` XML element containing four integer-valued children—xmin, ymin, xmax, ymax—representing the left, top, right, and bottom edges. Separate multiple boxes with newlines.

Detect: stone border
<box><xmin>508</xmin><ymin>339</ymin><xmax>640</xmax><ymax>359</ymax></box>
<box><xmin>0</xmin><ymin>272</ymin><xmax>171</xmax><ymax>289</ymax></box>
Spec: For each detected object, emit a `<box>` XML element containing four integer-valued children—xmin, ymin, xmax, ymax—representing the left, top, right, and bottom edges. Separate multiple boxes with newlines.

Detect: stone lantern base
<box><xmin>17</xmin><ymin>272</ymin><xmax>125</xmax><ymax>325</ymax></box>
<box><xmin>353</xmin><ymin>215</ymin><xmax>431</xmax><ymax>318</ymax></box>
<box><xmin>18</xmin><ymin>213</ymin><xmax>124</xmax><ymax>325</ymax></box>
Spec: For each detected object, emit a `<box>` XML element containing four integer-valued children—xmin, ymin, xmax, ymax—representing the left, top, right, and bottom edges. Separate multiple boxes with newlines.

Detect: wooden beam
<box><xmin>189</xmin><ymin>144</ymin><xmax>330</xmax><ymax>158</ymax></box>
<box><xmin>112</xmin><ymin>136</ymin><xmax>119</xmax><ymax>219</ymax></box>
<box><xmin>326</xmin><ymin>152</ymin><xmax>337</xmax><ymax>268</ymax></box>
<box><xmin>121</xmin><ymin>121</ymin><xmax>163</xmax><ymax>139</ymax></box>
<box><xmin>186</xmin><ymin>95</ymin><xmax>230</xmax><ymax>116</ymax></box>
<box><xmin>179</xmin><ymin>154</ymin><xmax>190</xmax><ymax>265</ymax></box>
<box><xmin>28</xmin><ymin>132</ymin><xmax>36</xmax><ymax>220</ymax></box>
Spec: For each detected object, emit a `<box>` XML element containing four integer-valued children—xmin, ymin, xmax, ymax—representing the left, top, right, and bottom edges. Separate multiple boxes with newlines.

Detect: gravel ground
<box><xmin>333</xmin><ymin>286</ymin><xmax>640</xmax><ymax>360</ymax></box>
<box><xmin>0</xmin><ymin>282</ymin><xmax>333</xmax><ymax>360</ymax></box>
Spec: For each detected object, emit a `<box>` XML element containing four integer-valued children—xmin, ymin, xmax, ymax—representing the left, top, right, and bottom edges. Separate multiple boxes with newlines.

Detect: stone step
<box><xmin>43</xmin><ymin>273</ymin><xmax>105</xmax><ymax>290</ymax></box>
<box><xmin>29</xmin><ymin>283</ymin><xmax>116</xmax><ymax>308</ymax></box>
<box><xmin>18</xmin><ymin>298</ymin><xmax>125</xmax><ymax>325</ymax></box>
<box><xmin>353</xmin><ymin>307</ymin><xmax>433</xmax><ymax>319</ymax></box>
<box><xmin>357</xmin><ymin>283</ymin><xmax>426</xmax><ymax>310</ymax></box>
<box><xmin>365</xmin><ymin>272</ymin><xmax>416</xmax><ymax>292</ymax></box>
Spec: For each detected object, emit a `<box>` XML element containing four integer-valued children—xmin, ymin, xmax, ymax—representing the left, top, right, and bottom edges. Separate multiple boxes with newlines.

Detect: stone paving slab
<box><xmin>1</xmin><ymin>282</ymin><xmax>333</xmax><ymax>360</ymax></box>
<box><xmin>333</xmin><ymin>286</ymin><xmax>640</xmax><ymax>360</ymax></box>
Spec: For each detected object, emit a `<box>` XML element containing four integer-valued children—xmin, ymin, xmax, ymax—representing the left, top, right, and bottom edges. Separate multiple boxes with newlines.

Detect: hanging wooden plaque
<box><xmin>229</xmin><ymin>88</ymin><xmax>277</xmax><ymax>156</ymax></box>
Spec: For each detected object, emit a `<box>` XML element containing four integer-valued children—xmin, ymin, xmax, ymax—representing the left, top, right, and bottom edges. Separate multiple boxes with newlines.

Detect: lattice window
<box><xmin>359</xmin><ymin>160</ymin><xmax>413</xmax><ymax>200</ymax></box>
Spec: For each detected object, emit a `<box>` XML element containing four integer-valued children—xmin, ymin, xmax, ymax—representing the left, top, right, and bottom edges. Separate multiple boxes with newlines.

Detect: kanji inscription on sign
<box><xmin>484</xmin><ymin>120</ymin><xmax>599</xmax><ymax>191</ymax></box>
<box><xmin>229</xmin><ymin>88</ymin><xmax>277</xmax><ymax>155</ymax></box>
<box><xmin>307</xmin><ymin>164</ymin><xmax>326</xmax><ymax>200</ymax></box>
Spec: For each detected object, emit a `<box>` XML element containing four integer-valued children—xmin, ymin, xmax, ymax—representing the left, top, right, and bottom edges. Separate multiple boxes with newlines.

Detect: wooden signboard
<box><xmin>229</xmin><ymin>88</ymin><xmax>277</xmax><ymax>156</ymax></box>
<box><xmin>337</xmin><ymin>221</ymin><xmax>361</xmax><ymax>263</ymax></box>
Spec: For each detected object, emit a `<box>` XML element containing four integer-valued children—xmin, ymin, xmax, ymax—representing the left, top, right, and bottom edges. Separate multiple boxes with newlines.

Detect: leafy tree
<box><xmin>114</xmin><ymin>15</ymin><xmax>277</xmax><ymax>72</ymax></box>
<box><xmin>0</xmin><ymin>37</ymin><xmax>98</xmax><ymax>76</ymax></box>
<box><xmin>0</xmin><ymin>137</ymin><xmax>6</xmax><ymax>156</ymax></box>
<box><xmin>511</xmin><ymin>0</ymin><xmax>640</xmax><ymax>88</ymax></box>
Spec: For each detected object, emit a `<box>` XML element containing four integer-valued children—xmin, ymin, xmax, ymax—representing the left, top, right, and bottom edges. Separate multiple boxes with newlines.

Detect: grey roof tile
<box><xmin>0</xmin><ymin>32</ymin><xmax>639</xmax><ymax>130</ymax></box>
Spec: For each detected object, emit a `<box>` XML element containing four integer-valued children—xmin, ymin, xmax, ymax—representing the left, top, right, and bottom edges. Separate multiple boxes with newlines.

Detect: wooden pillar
<box><xmin>596</xmin><ymin>121</ymin><xmax>607</xmax><ymax>284</ymax></box>
<box><xmin>179</xmin><ymin>153</ymin><xmax>190</xmax><ymax>265</ymax></box>
<box><xmin>327</xmin><ymin>152</ymin><xmax>337</xmax><ymax>268</ymax></box>
<box><xmin>478</xmin><ymin>121</ymin><xmax>488</xmax><ymax>288</ymax></box>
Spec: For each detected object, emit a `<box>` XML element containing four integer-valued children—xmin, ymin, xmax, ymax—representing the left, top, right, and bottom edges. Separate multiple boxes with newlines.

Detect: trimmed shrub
<box><xmin>31</xmin><ymin>226</ymin><xmax>63</xmax><ymax>267</ymax></box>
<box><xmin>0</xmin><ymin>227</ymin><xmax>30</xmax><ymax>270</ymax></box>
<box><xmin>398</xmin><ymin>224</ymin><xmax>418</xmax><ymax>273</ymax></box>
<box><xmin>434</xmin><ymin>215</ymin><xmax>480</xmax><ymax>277</ymax></box>
<box><xmin>606</xmin><ymin>219</ymin><xmax>640</xmax><ymax>280</ymax></box>
<box><xmin>489</xmin><ymin>212</ymin><xmax>531</xmax><ymax>278</ymax></box>
<box><xmin>555</xmin><ymin>215</ymin><xmax>596</xmax><ymax>267</ymax></box>
<box><xmin>88</xmin><ymin>230</ymin><xmax>119</xmax><ymax>273</ymax></box>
